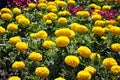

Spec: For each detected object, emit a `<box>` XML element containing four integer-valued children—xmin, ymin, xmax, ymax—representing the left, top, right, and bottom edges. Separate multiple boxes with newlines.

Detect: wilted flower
<box><xmin>35</xmin><ymin>67</ymin><xmax>50</xmax><ymax>78</ymax></box>
<box><xmin>65</xmin><ymin>55</ymin><xmax>80</xmax><ymax>67</ymax></box>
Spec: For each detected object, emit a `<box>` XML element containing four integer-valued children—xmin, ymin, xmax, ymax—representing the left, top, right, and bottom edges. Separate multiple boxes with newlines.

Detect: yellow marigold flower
<box><xmin>30</xmin><ymin>33</ymin><xmax>37</xmax><ymax>39</ymax></box>
<box><xmin>65</xmin><ymin>55</ymin><xmax>80</xmax><ymax>67</ymax></box>
<box><xmin>38</xmin><ymin>0</ymin><xmax>46</xmax><ymax>3</ymax></box>
<box><xmin>95</xmin><ymin>6</ymin><xmax>101</xmax><ymax>10</ymax></box>
<box><xmin>111</xmin><ymin>65</ymin><xmax>120</xmax><ymax>75</ymax></box>
<box><xmin>76</xmin><ymin>11</ymin><xmax>83</xmax><ymax>17</ymax></box>
<box><xmin>47</xmin><ymin>5</ymin><xmax>57</xmax><ymax>12</ymax></box>
<box><xmin>77</xmin><ymin>46</ymin><xmax>91</xmax><ymax>58</ymax></box>
<box><xmin>56</xmin><ymin>1</ymin><xmax>67</xmax><ymax>7</ymax></box>
<box><xmin>1</xmin><ymin>13</ymin><xmax>12</xmax><ymax>21</ymax></box>
<box><xmin>47</xmin><ymin>12</ymin><xmax>57</xmax><ymax>20</ymax></box>
<box><xmin>106</xmin><ymin>20</ymin><xmax>116</xmax><ymax>25</ymax></box>
<box><xmin>117</xmin><ymin>16</ymin><xmax>120</xmax><ymax>22</ymax></box>
<box><xmin>101</xmin><ymin>36</ymin><xmax>107</xmax><ymax>40</ymax></box>
<box><xmin>43</xmin><ymin>14</ymin><xmax>48</xmax><ymax>20</ymax></box>
<box><xmin>8</xmin><ymin>76</ymin><xmax>21</xmax><ymax>80</ymax></box>
<box><xmin>7</xmin><ymin>23</ymin><xmax>18</xmax><ymax>31</ymax></box>
<box><xmin>92</xmin><ymin>14</ymin><xmax>102</xmax><ymax>21</ymax></box>
<box><xmin>58</xmin><ymin>17</ymin><xmax>67</xmax><ymax>24</ymax></box>
<box><xmin>12</xmin><ymin>61</ymin><xmax>25</xmax><ymax>70</ymax></box>
<box><xmin>77</xmin><ymin>70</ymin><xmax>91</xmax><ymax>80</ymax></box>
<box><xmin>47</xmin><ymin>2</ymin><xmax>56</xmax><ymax>6</ymax></box>
<box><xmin>18</xmin><ymin>18</ymin><xmax>30</xmax><ymax>27</ymax></box>
<box><xmin>55</xmin><ymin>36</ymin><xmax>70</xmax><ymax>47</ymax></box>
<box><xmin>16</xmin><ymin>42</ymin><xmax>28</xmax><ymax>52</ymax></box>
<box><xmin>92</xmin><ymin>27</ymin><xmax>105</xmax><ymax>36</ymax></box>
<box><xmin>76</xmin><ymin>11</ymin><xmax>90</xmax><ymax>17</ymax></box>
<box><xmin>94</xmin><ymin>20</ymin><xmax>105</xmax><ymax>27</ymax></box>
<box><xmin>89</xmin><ymin>3</ymin><xmax>96</xmax><ymax>9</ymax></box>
<box><xmin>68</xmin><ymin>0</ymin><xmax>75</xmax><ymax>5</ymax></box>
<box><xmin>109</xmin><ymin>26</ymin><xmax>120</xmax><ymax>36</ymax></box>
<box><xmin>111</xmin><ymin>43</ymin><xmax>120</xmax><ymax>52</ymax></box>
<box><xmin>35</xmin><ymin>67</ymin><xmax>50</xmax><ymax>78</ymax></box>
<box><xmin>36</xmin><ymin>30</ymin><xmax>48</xmax><ymax>39</ymax></box>
<box><xmin>58</xmin><ymin>11</ymin><xmax>71</xmax><ymax>16</ymax></box>
<box><xmin>102</xmin><ymin>5</ymin><xmax>111</xmax><ymax>11</ymax></box>
<box><xmin>1</xmin><ymin>8</ymin><xmax>12</xmax><ymax>14</ymax></box>
<box><xmin>16</xmin><ymin>14</ymin><xmax>25</xmax><ymax>21</ymax></box>
<box><xmin>37</xmin><ymin>3</ymin><xmax>47</xmax><ymax>9</ymax></box>
<box><xmin>42</xmin><ymin>40</ymin><xmax>56</xmax><ymax>48</ymax></box>
<box><xmin>90</xmin><ymin>53</ymin><xmax>101</xmax><ymax>60</ymax></box>
<box><xmin>0</xmin><ymin>26</ymin><xmax>5</xmax><ymax>35</ymax></box>
<box><xmin>9</xmin><ymin>36</ymin><xmax>22</xmax><ymax>45</ymax></box>
<box><xmin>103</xmin><ymin>27</ymin><xmax>110</xmax><ymax>32</ymax></box>
<box><xmin>46</xmin><ymin>20</ymin><xmax>52</xmax><ymax>24</ymax></box>
<box><xmin>28</xmin><ymin>3</ymin><xmax>36</xmax><ymax>9</ymax></box>
<box><xmin>13</xmin><ymin>7</ymin><xmax>21</xmax><ymax>15</ymax></box>
<box><xmin>84</xmin><ymin>66</ymin><xmax>96</xmax><ymax>75</ymax></box>
<box><xmin>102</xmin><ymin>58</ymin><xmax>118</xmax><ymax>70</ymax></box>
<box><xmin>28</xmin><ymin>52</ymin><xmax>42</xmax><ymax>61</ymax></box>
<box><xmin>55</xmin><ymin>28</ymin><xmax>75</xmax><ymax>39</ymax></box>
<box><xmin>54</xmin><ymin>77</ymin><xmax>66</xmax><ymax>80</ymax></box>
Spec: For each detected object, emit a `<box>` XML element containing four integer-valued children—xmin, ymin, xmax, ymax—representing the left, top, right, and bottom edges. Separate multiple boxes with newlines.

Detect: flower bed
<box><xmin>0</xmin><ymin>0</ymin><xmax>120</xmax><ymax>80</ymax></box>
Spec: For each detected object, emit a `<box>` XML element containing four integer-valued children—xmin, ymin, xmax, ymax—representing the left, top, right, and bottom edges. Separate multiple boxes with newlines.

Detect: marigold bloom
<box><xmin>89</xmin><ymin>53</ymin><xmax>101</xmax><ymax>60</ymax></box>
<box><xmin>55</xmin><ymin>36</ymin><xmax>70</xmax><ymax>47</ymax></box>
<box><xmin>16</xmin><ymin>42</ymin><xmax>28</xmax><ymax>52</ymax></box>
<box><xmin>94</xmin><ymin>20</ymin><xmax>105</xmax><ymax>27</ymax></box>
<box><xmin>28</xmin><ymin>52</ymin><xmax>42</xmax><ymax>61</ymax></box>
<box><xmin>13</xmin><ymin>7</ymin><xmax>21</xmax><ymax>15</ymax></box>
<box><xmin>1</xmin><ymin>8</ymin><xmax>12</xmax><ymax>14</ymax></box>
<box><xmin>67</xmin><ymin>0</ymin><xmax>75</xmax><ymax>5</ymax></box>
<box><xmin>101</xmin><ymin>36</ymin><xmax>107</xmax><ymax>40</ymax></box>
<box><xmin>102</xmin><ymin>5</ymin><xmax>111</xmax><ymax>11</ymax></box>
<box><xmin>77</xmin><ymin>70</ymin><xmax>91</xmax><ymax>80</ymax></box>
<box><xmin>8</xmin><ymin>76</ymin><xmax>21</xmax><ymax>80</ymax></box>
<box><xmin>76</xmin><ymin>11</ymin><xmax>90</xmax><ymax>17</ymax></box>
<box><xmin>109</xmin><ymin>26</ymin><xmax>120</xmax><ymax>36</ymax></box>
<box><xmin>54</xmin><ymin>77</ymin><xmax>66</xmax><ymax>80</ymax></box>
<box><xmin>47</xmin><ymin>2</ymin><xmax>56</xmax><ymax>6</ymax></box>
<box><xmin>55</xmin><ymin>28</ymin><xmax>75</xmax><ymax>39</ymax></box>
<box><xmin>18</xmin><ymin>18</ymin><xmax>30</xmax><ymax>27</ymax></box>
<box><xmin>92</xmin><ymin>14</ymin><xmax>102</xmax><ymax>21</ymax></box>
<box><xmin>16</xmin><ymin>15</ymin><xmax>25</xmax><ymax>21</ymax></box>
<box><xmin>46</xmin><ymin>20</ymin><xmax>52</xmax><ymax>24</ymax></box>
<box><xmin>35</xmin><ymin>67</ymin><xmax>50</xmax><ymax>78</ymax></box>
<box><xmin>65</xmin><ymin>55</ymin><xmax>80</xmax><ymax>67</ymax></box>
<box><xmin>111</xmin><ymin>43</ymin><xmax>120</xmax><ymax>52</ymax></box>
<box><xmin>28</xmin><ymin>3</ymin><xmax>36</xmax><ymax>9</ymax></box>
<box><xmin>47</xmin><ymin>5</ymin><xmax>57</xmax><ymax>12</ymax></box>
<box><xmin>58</xmin><ymin>11</ymin><xmax>71</xmax><ymax>17</ymax></box>
<box><xmin>47</xmin><ymin>12</ymin><xmax>57</xmax><ymax>20</ymax></box>
<box><xmin>58</xmin><ymin>17</ymin><xmax>67</xmax><ymax>24</ymax></box>
<box><xmin>84</xmin><ymin>66</ymin><xmax>96</xmax><ymax>75</ymax></box>
<box><xmin>77</xmin><ymin>46</ymin><xmax>91</xmax><ymax>58</ymax></box>
<box><xmin>56</xmin><ymin>1</ymin><xmax>67</xmax><ymax>7</ymax></box>
<box><xmin>1</xmin><ymin>13</ymin><xmax>12</xmax><ymax>21</ymax></box>
<box><xmin>37</xmin><ymin>3</ymin><xmax>47</xmax><ymax>9</ymax></box>
<box><xmin>92</xmin><ymin>27</ymin><xmax>105</xmax><ymax>36</ymax></box>
<box><xmin>12</xmin><ymin>61</ymin><xmax>25</xmax><ymax>70</ymax></box>
<box><xmin>7</xmin><ymin>23</ymin><xmax>18</xmax><ymax>31</ymax></box>
<box><xmin>36</xmin><ymin>30</ymin><xmax>48</xmax><ymax>39</ymax></box>
<box><xmin>9</xmin><ymin>36</ymin><xmax>22</xmax><ymax>45</ymax></box>
<box><xmin>89</xmin><ymin>3</ymin><xmax>97</xmax><ymax>9</ymax></box>
<box><xmin>103</xmin><ymin>27</ymin><xmax>110</xmax><ymax>32</ymax></box>
<box><xmin>42</xmin><ymin>40</ymin><xmax>55</xmax><ymax>48</ymax></box>
<box><xmin>111</xmin><ymin>65</ymin><xmax>120</xmax><ymax>75</ymax></box>
<box><xmin>0</xmin><ymin>26</ymin><xmax>5</xmax><ymax>35</ymax></box>
<box><xmin>102</xmin><ymin>58</ymin><xmax>118</xmax><ymax>70</ymax></box>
